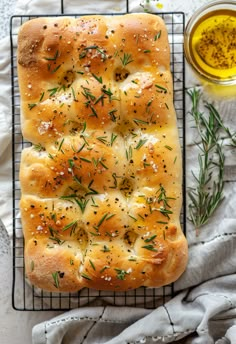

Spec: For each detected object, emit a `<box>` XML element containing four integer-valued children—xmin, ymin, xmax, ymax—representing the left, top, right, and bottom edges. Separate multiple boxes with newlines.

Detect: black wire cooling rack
<box><xmin>10</xmin><ymin>2</ymin><xmax>186</xmax><ymax>311</ymax></box>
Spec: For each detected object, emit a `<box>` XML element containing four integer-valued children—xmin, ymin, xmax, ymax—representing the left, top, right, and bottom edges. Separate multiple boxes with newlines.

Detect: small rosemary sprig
<box><xmin>187</xmin><ymin>89</ymin><xmax>225</xmax><ymax>234</ymax></box>
<box><xmin>120</xmin><ymin>53</ymin><xmax>133</xmax><ymax>67</ymax></box>
<box><xmin>52</xmin><ymin>271</ymin><xmax>59</xmax><ymax>289</ymax></box>
<box><xmin>33</xmin><ymin>143</ymin><xmax>45</xmax><ymax>152</ymax></box>
<box><xmin>205</xmin><ymin>103</ymin><xmax>236</xmax><ymax>147</ymax></box>
<box><xmin>139</xmin><ymin>0</ymin><xmax>160</xmax><ymax>13</ymax></box>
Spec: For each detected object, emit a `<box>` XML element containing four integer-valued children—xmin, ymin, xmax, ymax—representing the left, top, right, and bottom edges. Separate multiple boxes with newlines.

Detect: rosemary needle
<box><xmin>187</xmin><ymin>89</ymin><xmax>225</xmax><ymax>234</ymax></box>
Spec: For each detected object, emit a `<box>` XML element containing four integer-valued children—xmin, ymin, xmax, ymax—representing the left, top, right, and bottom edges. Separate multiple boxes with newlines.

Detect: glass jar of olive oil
<box><xmin>184</xmin><ymin>1</ymin><xmax>236</xmax><ymax>86</ymax></box>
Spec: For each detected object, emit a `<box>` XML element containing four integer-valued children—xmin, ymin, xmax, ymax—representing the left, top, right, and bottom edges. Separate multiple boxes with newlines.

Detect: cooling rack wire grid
<box><xmin>10</xmin><ymin>1</ymin><xmax>186</xmax><ymax>310</ymax></box>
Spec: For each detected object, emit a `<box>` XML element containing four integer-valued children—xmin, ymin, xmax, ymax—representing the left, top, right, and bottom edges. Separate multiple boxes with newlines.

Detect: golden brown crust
<box><xmin>18</xmin><ymin>14</ymin><xmax>188</xmax><ymax>292</ymax></box>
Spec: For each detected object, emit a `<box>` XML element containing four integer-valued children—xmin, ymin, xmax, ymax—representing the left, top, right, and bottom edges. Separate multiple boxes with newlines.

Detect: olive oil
<box><xmin>189</xmin><ymin>9</ymin><xmax>236</xmax><ymax>82</ymax></box>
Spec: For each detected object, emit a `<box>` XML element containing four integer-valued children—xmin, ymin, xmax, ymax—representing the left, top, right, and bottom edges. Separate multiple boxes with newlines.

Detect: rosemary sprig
<box><xmin>33</xmin><ymin>143</ymin><xmax>45</xmax><ymax>152</ymax></box>
<box><xmin>110</xmin><ymin>133</ymin><xmax>118</xmax><ymax>146</ymax></box>
<box><xmin>89</xmin><ymin>259</ymin><xmax>96</xmax><ymax>270</ymax></box>
<box><xmin>205</xmin><ymin>103</ymin><xmax>236</xmax><ymax>147</ymax></box>
<box><xmin>120</xmin><ymin>53</ymin><xmax>133</xmax><ymax>67</ymax></box>
<box><xmin>81</xmin><ymin>273</ymin><xmax>92</xmax><ymax>280</ymax></box>
<box><xmin>155</xmin><ymin>84</ymin><xmax>167</xmax><ymax>93</ymax></box>
<box><xmin>62</xmin><ymin>220</ymin><xmax>78</xmax><ymax>233</ymax></box>
<box><xmin>93</xmin><ymin>213</ymin><xmax>108</xmax><ymax>231</ymax></box>
<box><xmin>60</xmin><ymin>194</ymin><xmax>89</xmax><ymax>213</ymax></box>
<box><xmin>79</xmin><ymin>45</ymin><xmax>106</xmax><ymax>61</ymax></box>
<box><xmin>71</xmin><ymin>86</ymin><xmax>77</xmax><ymax>101</ymax></box>
<box><xmin>144</xmin><ymin>235</ymin><xmax>157</xmax><ymax>243</ymax></box>
<box><xmin>114</xmin><ymin>268</ymin><xmax>129</xmax><ymax>280</ymax></box>
<box><xmin>44</xmin><ymin>50</ymin><xmax>59</xmax><ymax>61</ymax></box>
<box><xmin>48</xmin><ymin>87</ymin><xmax>59</xmax><ymax>97</ymax></box>
<box><xmin>28</xmin><ymin>103</ymin><xmax>37</xmax><ymax>110</ymax></box>
<box><xmin>58</xmin><ymin>138</ymin><xmax>65</xmax><ymax>153</ymax></box>
<box><xmin>141</xmin><ymin>244</ymin><xmax>158</xmax><ymax>252</ymax></box>
<box><xmin>133</xmin><ymin>118</ymin><xmax>149</xmax><ymax>126</ymax></box>
<box><xmin>135</xmin><ymin>139</ymin><xmax>148</xmax><ymax>150</ymax></box>
<box><xmin>151</xmin><ymin>184</ymin><xmax>175</xmax><ymax>219</ymax></box>
<box><xmin>154</xmin><ymin>30</ymin><xmax>162</xmax><ymax>40</ymax></box>
<box><xmin>52</xmin><ymin>271</ymin><xmax>59</xmax><ymax>288</ymax></box>
<box><xmin>187</xmin><ymin>89</ymin><xmax>225</xmax><ymax>234</ymax></box>
<box><xmin>92</xmin><ymin>73</ymin><xmax>103</xmax><ymax>84</ymax></box>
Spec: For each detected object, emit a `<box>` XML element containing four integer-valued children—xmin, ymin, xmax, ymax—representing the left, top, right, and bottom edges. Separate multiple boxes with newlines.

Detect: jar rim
<box><xmin>184</xmin><ymin>0</ymin><xmax>236</xmax><ymax>85</ymax></box>
<box><xmin>186</xmin><ymin>0</ymin><xmax>236</xmax><ymax>28</ymax></box>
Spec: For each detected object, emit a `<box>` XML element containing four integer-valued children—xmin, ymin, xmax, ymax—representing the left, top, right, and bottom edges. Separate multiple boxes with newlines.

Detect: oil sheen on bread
<box><xmin>17</xmin><ymin>14</ymin><xmax>188</xmax><ymax>292</ymax></box>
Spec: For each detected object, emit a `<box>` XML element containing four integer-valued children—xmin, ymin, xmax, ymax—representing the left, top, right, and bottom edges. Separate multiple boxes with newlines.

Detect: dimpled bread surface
<box><xmin>18</xmin><ymin>13</ymin><xmax>188</xmax><ymax>292</ymax></box>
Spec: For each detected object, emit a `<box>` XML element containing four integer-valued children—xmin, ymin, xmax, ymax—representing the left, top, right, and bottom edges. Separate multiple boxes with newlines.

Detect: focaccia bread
<box><xmin>18</xmin><ymin>13</ymin><xmax>188</xmax><ymax>292</ymax></box>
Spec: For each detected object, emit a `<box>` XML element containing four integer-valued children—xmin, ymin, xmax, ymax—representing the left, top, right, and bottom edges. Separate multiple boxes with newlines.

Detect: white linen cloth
<box><xmin>0</xmin><ymin>0</ymin><xmax>235</xmax><ymax>343</ymax></box>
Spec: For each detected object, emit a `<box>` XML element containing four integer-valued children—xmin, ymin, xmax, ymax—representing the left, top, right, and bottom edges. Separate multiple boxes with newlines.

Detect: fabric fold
<box><xmin>32</xmin><ymin>275</ymin><xmax>236</xmax><ymax>344</ymax></box>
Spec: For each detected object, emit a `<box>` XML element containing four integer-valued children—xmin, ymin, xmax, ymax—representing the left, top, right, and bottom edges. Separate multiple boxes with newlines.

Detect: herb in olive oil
<box><xmin>189</xmin><ymin>9</ymin><xmax>236</xmax><ymax>80</ymax></box>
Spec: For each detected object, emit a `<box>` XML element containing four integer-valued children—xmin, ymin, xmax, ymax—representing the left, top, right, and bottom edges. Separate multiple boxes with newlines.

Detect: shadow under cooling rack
<box><xmin>11</xmin><ymin>11</ymin><xmax>186</xmax><ymax>311</ymax></box>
